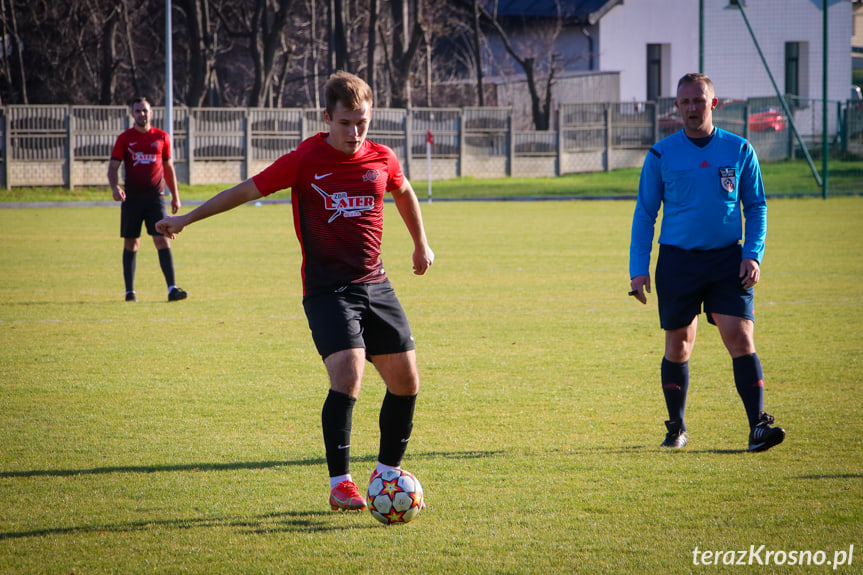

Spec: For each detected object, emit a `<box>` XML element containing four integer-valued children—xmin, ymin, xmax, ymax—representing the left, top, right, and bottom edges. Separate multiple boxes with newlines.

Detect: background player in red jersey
<box><xmin>108</xmin><ymin>97</ymin><xmax>187</xmax><ymax>302</ymax></box>
<box><xmin>156</xmin><ymin>72</ymin><xmax>434</xmax><ymax>511</ymax></box>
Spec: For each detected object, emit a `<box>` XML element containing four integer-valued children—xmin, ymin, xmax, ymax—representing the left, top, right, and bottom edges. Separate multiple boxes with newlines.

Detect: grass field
<box><xmin>1</xmin><ymin>158</ymin><xmax>862</xmax><ymax>203</ymax></box>
<box><xmin>1</xmin><ymin>196</ymin><xmax>862</xmax><ymax>573</ymax></box>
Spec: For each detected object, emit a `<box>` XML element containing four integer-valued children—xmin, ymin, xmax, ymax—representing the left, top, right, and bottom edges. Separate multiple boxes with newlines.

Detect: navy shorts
<box><xmin>120</xmin><ymin>196</ymin><xmax>168</xmax><ymax>238</ymax></box>
<box><xmin>302</xmin><ymin>280</ymin><xmax>416</xmax><ymax>359</ymax></box>
<box><xmin>655</xmin><ymin>243</ymin><xmax>754</xmax><ymax>331</ymax></box>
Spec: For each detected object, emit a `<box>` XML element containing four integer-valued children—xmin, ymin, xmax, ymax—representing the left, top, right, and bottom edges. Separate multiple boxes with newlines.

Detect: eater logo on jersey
<box><xmin>362</xmin><ymin>169</ymin><xmax>380</xmax><ymax>182</ymax></box>
<box><xmin>129</xmin><ymin>147</ymin><xmax>158</xmax><ymax>167</ymax></box>
<box><xmin>719</xmin><ymin>167</ymin><xmax>736</xmax><ymax>194</ymax></box>
<box><xmin>313</xmin><ymin>183</ymin><xmax>374</xmax><ymax>223</ymax></box>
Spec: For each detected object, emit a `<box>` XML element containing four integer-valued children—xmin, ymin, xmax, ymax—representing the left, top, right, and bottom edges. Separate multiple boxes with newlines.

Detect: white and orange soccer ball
<box><xmin>367</xmin><ymin>468</ymin><xmax>424</xmax><ymax>525</ymax></box>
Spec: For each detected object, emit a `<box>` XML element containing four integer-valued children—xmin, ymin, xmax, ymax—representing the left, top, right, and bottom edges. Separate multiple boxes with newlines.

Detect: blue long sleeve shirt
<box><xmin>629</xmin><ymin>128</ymin><xmax>767</xmax><ymax>278</ymax></box>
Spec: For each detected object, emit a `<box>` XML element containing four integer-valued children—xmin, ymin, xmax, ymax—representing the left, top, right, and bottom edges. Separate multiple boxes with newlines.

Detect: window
<box><xmin>646</xmin><ymin>44</ymin><xmax>670</xmax><ymax>101</ymax></box>
<box><xmin>785</xmin><ymin>41</ymin><xmax>809</xmax><ymax>104</ymax></box>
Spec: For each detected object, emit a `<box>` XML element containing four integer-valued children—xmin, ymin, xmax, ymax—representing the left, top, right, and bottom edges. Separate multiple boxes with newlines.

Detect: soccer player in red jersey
<box><xmin>108</xmin><ymin>97</ymin><xmax>187</xmax><ymax>302</ymax></box>
<box><xmin>156</xmin><ymin>72</ymin><xmax>434</xmax><ymax>511</ymax></box>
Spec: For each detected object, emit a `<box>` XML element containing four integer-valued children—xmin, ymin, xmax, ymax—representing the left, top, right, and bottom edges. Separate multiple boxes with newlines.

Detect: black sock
<box><xmin>157</xmin><ymin>247</ymin><xmax>176</xmax><ymax>288</ymax></box>
<box><xmin>378</xmin><ymin>391</ymin><xmax>417</xmax><ymax>468</ymax></box>
<box><xmin>321</xmin><ymin>390</ymin><xmax>356</xmax><ymax>478</ymax></box>
<box><xmin>661</xmin><ymin>358</ymin><xmax>689</xmax><ymax>430</ymax></box>
<box><xmin>733</xmin><ymin>353</ymin><xmax>764</xmax><ymax>428</ymax></box>
<box><xmin>123</xmin><ymin>249</ymin><xmax>137</xmax><ymax>293</ymax></box>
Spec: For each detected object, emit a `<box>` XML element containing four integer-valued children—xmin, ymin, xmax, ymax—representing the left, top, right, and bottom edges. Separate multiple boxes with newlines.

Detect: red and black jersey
<box><xmin>110</xmin><ymin>127</ymin><xmax>171</xmax><ymax>198</ymax></box>
<box><xmin>252</xmin><ymin>133</ymin><xmax>405</xmax><ymax>294</ymax></box>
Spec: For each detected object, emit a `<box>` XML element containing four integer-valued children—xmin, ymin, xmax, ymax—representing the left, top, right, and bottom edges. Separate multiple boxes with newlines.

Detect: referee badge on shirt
<box><xmin>719</xmin><ymin>167</ymin><xmax>736</xmax><ymax>194</ymax></box>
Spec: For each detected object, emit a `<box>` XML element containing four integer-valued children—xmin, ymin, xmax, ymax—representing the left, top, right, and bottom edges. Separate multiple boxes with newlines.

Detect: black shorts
<box><xmin>302</xmin><ymin>280</ymin><xmax>416</xmax><ymax>359</ymax></box>
<box><xmin>655</xmin><ymin>243</ymin><xmax>754</xmax><ymax>331</ymax></box>
<box><xmin>120</xmin><ymin>196</ymin><xmax>167</xmax><ymax>238</ymax></box>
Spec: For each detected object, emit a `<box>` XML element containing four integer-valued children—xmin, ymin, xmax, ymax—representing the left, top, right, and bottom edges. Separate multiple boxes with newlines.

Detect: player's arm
<box><xmin>107</xmin><ymin>158</ymin><xmax>125</xmax><ymax>202</ymax></box>
<box><xmin>737</xmin><ymin>147</ymin><xmax>766</xmax><ymax>290</ymax></box>
<box><xmin>738</xmin><ymin>144</ymin><xmax>767</xmax><ymax>268</ymax></box>
<box><xmin>163</xmin><ymin>158</ymin><xmax>181</xmax><ymax>214</ymax></box>
<box><xmin>628</xmin><ymin>148</ymin><xmax>663</xmax><ymax>304</ymax></box>
<box><xmin>156</xmin><ymin>178</ymin><xmax>263</xmax><ymax>239</ymax></box>
<box><xmin>390</xmin><ymin>180</ymin><xmax>434</xmax><ymax>275</ymax></box>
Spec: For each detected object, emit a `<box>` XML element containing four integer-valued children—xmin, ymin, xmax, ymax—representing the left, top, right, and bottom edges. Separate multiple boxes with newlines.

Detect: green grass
<box><xmin>1</xmin><ymin>158</ymin><xmax>861</xmax><ymax>203</ymax></box>
<box><xmin>1</xmin><ymin>198</ymin><xmax>862</xmax><ymax>573</ymax></box>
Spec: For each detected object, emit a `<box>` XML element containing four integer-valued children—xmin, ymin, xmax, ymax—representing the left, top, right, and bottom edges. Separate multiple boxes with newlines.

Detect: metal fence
<box><xmin>1</xmin><ymin>98</ymin><xmax>857</xmax><ymax>189</ymax></box>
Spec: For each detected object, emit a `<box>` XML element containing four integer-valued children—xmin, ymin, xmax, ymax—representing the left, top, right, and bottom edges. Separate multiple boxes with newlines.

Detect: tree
<box><xmin>98</xmin><ymin>4</ymin><xmax>121</xmax><ymax>105</ymax></box>
<box><xmin>329</xmin><ymin>0</ymin><xmax>348</xmax><ymax>72</ymax></box>
<box><xmin>1</xmin><ymin>0</ymin><xmax>27</xmax><ymax>103</ymax></box>
<box><xmin>217</xmin><ymin>0</ymin><xmax>296</xmax><ymax>107</ymax></box>
<box><xmin>120</xmin><ymin>0</ymin><xmax>144</xmax><ymax>99</ymax></box>
<box><xmin>469</xmin><ymin>0</ymin><xmax>563</xmax><ymax>129</ymax></box>
<box><xmin>178</xmin><ymin>0</ymin><xmax>218</xmax><ymax>107</ymax></box>
<box><xmin>250</xmin><ymin>0</ymin><xmax>294</xmax><ymax>107</ymax></box>
<box><xmin>0</xmin><ymin>0</ymin><xmax>570</xmax><ymax>113</ymax></box>
<box><xmin>471</xmin><ymin>0</ymin><xmax>483</xmax><ymax>106</ymax></box>
<box><xmin>382</xmin><ymin>0</ymin><xmax>425</xmax><ymax>108</ymax></box>
<box><xmin>366</xmin><ymin>0</ymin><xmax>378</xmax><ymax>89</ymax></box>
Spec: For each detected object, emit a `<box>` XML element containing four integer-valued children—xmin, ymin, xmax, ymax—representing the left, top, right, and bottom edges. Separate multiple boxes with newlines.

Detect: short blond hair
<box><xmin>324</xmin><ymin>71</ymin><xmax>373</xmax><ymax>116</ymax></box>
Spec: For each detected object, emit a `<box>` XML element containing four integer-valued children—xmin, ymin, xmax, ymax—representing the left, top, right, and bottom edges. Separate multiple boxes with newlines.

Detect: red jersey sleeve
<box><xmin>253</xmin><ymin>150</ymin><xmax>301</xmax><ymax>197</ymax></box>
<box><xmin>385</xmin><ymin>146</ymin><xmax>405</xmax><ymax>192</ymax></box>
<box><xmin>111</xmin><ymin>131</ymin><xmax>128</xmax><ymax>161</ymax></box>
<box><xmin>161</xmin><ymin>131</ymin><xmax>172</xmax><ymax>160</ymax></box>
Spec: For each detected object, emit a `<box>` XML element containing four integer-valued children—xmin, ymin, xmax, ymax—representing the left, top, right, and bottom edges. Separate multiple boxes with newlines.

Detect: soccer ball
<box><xmin>367</xmin><ymin>468</ymin><xmax>424</xmax><ymax>525</ymax></box>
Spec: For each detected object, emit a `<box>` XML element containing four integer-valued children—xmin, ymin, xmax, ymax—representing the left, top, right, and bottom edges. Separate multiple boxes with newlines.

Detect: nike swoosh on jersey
<box><xmin>315</xmin><ymin>172</ymin><xmax>333</xmax><ymax>180</ymax></box>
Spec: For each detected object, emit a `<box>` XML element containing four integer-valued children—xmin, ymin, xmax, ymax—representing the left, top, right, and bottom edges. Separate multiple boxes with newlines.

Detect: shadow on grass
<box><xmin>796</xmin><ymin>473</ymin><xmax>863</xmax><ymax>480</ymax></box>
<box><xmin>0</xmin><ymin>449</ymin><xmax>505</xmax><ymax>479</ymax></box>
<box><xmin>0</xmin><ymin>450</ymin><xmax>503</xmax><ymax>540</ymax></box>
<box><xmin>0</xmin><ymin>510</ymin><xmax>380</xmax><ymax>540</ymax></box>
<box><xmin>0</xmin><ymin>458</ymin><xmax>326</xmax><ymax>478</ymax></box>
<box><xmin>662</xmin><ymin>448</ymin><xmax>748</xmax><ymax>455</ymax></box>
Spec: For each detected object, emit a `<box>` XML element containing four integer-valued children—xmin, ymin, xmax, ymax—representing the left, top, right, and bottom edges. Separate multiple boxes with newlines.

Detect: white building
<box><xmin>486</xmin><ymin>0</ymin><xmax>852</xmax><ymax>107</ymax></box>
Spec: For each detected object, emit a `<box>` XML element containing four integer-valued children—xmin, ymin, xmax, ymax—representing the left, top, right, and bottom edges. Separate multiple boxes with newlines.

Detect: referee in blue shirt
<box><xmin>629</xmin><ymin>73</ymin><xmax>785</xmax><ymax>452</ymax></box>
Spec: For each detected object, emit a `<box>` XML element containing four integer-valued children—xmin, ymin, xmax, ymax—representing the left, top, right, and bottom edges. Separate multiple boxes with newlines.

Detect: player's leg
<box><xmin>321</xmin><ymin>348</ymin><xmax>368</xmax><ymax>509</ymax></box>
<box><xmin>705</xmin><ymin>245</ymin><xmax>784</xmax><ymax>451</ymax></box>
<box><xmin>714</xmin><ymin>314</ymin><xmax>761</xmax><ymax>424</ymax></box>
<box><xmin>369</xmin><ymin>350</ymin><xmax>425</xmax><ymax>509</ymax></box>
<box><xmin>715</xmin><ymin>314</ymin><xmax>761</xmax><ymax>426</ymax></box>
<box><xmin>713</xmin><ymin>313</ymin><xmax>784</xmax><ymax>451</ymax></box>
<box><xmin>147</xmin><ymin>199</ymin><xmax>186</xmax><ymax>301</ymax></box>
<box><xmin>120</xmin><ymin>201</ymin><xmax>143</xmax><ymax>301</ymax></box>
<box><xmin>655</xmin><ymin>245</ymin><xmax>703</xmax><ymax>448</ymax></box>
<box><xmin>122</xmin><ymin>237</ymin><xmax>141</xmax><ymax>300</ymax></box>
<box><xmin>304</xmin><ymin>288</ymin><xmax>368</xmax><ymax>510</ymax></box>
<box><xmin>661</xmin><ymin>320</ymin><xmax>696</xmax><ymax>447</ymax></box>
<box><xmin>364</xmin><ymin>282</ymin><xmax>419</xmax><ymax>473</ymax></box>
<box><xmin>370</xmin><ymin>350</ymin><xmax>418</xmax><ymax>472</ymax></box>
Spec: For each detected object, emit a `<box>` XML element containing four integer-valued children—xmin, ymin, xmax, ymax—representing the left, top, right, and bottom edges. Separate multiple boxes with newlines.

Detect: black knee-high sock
<box><xmin>378</xmin><ymin>391</ymin><xmax>417</xmax><ymax>467</ymax></box>
<box><xmin>157</xmin><ymin>247</ymin><xmax>176</xmax><ymax>288</ymax></box>
<box><xmin>321</xmin><ymin>390</ymin><xmax>356</xmax><ymax>478</ymax></box>
<box><xmin>123</xmin><ymin>249</ymin><xmax>137</xmax><ymax>293</ymax></box>
<box><xmin>661</xmin><ymin>358</ymin><xmax>689</xmax><ymax>429</ymax></box>
<box><xmin>733</xmin><ymin>353</ymin><xmax>764</xmax><ymax>428</ymax></box>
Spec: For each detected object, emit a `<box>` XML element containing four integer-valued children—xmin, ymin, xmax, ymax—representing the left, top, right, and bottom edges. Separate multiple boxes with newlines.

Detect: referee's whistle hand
<box><xmin>630</xmin><ymin>275</ymin><xmax>650</xmax><ymax>305</ymax></box>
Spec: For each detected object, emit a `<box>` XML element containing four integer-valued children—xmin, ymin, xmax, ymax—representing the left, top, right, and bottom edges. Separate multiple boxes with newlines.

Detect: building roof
<box><xmin>487</xmin><ymin>0</ymin><xmax>622</xmax><ymax>24</ymax></box>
